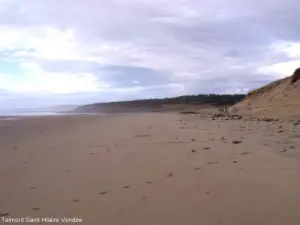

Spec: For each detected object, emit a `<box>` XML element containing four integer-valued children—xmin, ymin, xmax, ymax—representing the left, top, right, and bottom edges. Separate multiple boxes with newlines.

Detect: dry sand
<box><xmin>1</xmin><ymin>113</ymin><xmax>300</xmax><ymax>225</ymax></box>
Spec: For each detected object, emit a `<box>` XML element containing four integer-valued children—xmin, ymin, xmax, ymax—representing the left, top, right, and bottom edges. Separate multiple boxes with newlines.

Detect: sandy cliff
<box><xmin>230</xmin><ymin>68</ymin><xmax>300</xmax><ymax>119</ymax></box>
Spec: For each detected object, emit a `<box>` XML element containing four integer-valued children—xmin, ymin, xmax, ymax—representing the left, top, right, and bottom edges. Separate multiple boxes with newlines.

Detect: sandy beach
<box><xmin>1</xmin><ymin>112</ymin><xmax>300</xmax><ymax>225</ymax></box>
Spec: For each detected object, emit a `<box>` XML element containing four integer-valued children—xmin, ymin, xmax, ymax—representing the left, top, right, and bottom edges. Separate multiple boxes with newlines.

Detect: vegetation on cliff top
<box><xmin>78</xmin><ymin>94</ymin><xmax>246</xmax><ymax>109</ymax></box>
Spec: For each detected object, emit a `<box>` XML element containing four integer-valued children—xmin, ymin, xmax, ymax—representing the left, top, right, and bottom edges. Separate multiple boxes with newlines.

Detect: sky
<box><xmin>1</xmin><ymin>0</ymin><xmax>300</xmax><ymax>109</ymax></box>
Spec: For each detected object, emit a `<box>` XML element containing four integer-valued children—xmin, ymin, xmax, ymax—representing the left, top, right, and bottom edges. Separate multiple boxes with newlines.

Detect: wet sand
<box><xmin>1</xmin><ymin>113</ymin><xmax>300</xmax><ymax>225</ymax></box>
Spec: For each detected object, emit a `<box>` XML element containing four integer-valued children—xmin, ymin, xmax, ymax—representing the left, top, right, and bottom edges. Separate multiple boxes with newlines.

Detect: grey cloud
<box><xmin>37</xmin><ymin>60</ymin><xmax>171</xmax><ymax>88</ymax></box>
<box><xmin>1</xmin><ymin>0</ymin><xmax>300</xmax><ymax>108</ymax></box>
<box><xmin>247</xmin><ymin>0</ymin><xmax>300</xmax><ymax>41</ymax></box>
<box><xmin>96</xmin><ymin>65</ymin><xmax>170</xmax><ymax>88</ymax></box>
<box><xmin>181</xmin><ymin>69</ymin><xmax>276</xmax><ymax>95</ymax></box>
<box><xmin>37</xmin><ymin>60</ymin><xmax>100</xmax><ymax>73</ymax></box>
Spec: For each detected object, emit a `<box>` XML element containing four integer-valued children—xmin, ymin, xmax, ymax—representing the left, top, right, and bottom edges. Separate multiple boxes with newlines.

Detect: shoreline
<box><xmin>0</xmin><ymin>112</ymin><xmax>104</xmax><ymax>119</ymax></box>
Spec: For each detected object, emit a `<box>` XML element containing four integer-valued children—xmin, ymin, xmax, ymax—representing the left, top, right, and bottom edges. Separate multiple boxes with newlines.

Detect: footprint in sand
<box><xmin>196</xmin><ymin>184</ymin><xmax>201</xmax><ymax>189</ymax></box>
<box><xmin>240</xmin><ymin>152</ymin><xmax>249</xmax><ymax>156</ymax></box>
<box><xmin>278</xmin><ymin>149</ymin><xmax>288</xmax><ymax>153</ymax></box>
<box><xmin>136</xmin><ymin>134</ymin><xmax>151</xmax><ymax>138</ymax></box>
<box><xmin>166</xmin><ymin>173</ymin><xmax>174</xmax><ymax>178</ymax></box>
<box><xmin>32</xmin><ymin>207</ymin><xmax>40</xmax><ymax>211</ymax></box>
<box><xmin>207</xmin><ymin>161</ymin><xmax>218</xmax><ymax>165</ymax></box>
<box><xmin>141</xmin><ymin>196</ymin><xmax>148</xmax><ymax>201</ymax></box>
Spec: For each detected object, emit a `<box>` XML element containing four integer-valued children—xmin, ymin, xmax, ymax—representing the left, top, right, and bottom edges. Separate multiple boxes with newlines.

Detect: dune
<box><xmin>230</xmin><ymin>68</ymin><xmax>300</xmax><ymax>119</ymax></box>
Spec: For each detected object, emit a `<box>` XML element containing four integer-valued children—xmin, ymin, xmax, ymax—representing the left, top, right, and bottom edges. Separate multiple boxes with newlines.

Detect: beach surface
<box><xmin>1</xmin><ymin>113</ymin><xmax>300</xmax><ymax>225</ymax></box>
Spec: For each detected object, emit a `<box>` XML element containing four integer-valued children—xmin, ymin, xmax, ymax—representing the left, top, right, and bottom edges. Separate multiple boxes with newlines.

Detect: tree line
<box><xmin>92</xmin><ymin>94</ymin><xmax>246</xmax><ymax>107</ymax></box>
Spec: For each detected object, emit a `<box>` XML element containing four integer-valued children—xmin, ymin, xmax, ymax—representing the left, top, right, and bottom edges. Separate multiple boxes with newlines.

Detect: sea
<box><xmin>0</xmin><ymin>107</ymin><xmax>99</xmax><ymax>119</ymax></box>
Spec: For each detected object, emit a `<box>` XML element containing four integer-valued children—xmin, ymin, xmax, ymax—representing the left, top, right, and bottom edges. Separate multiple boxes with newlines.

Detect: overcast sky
<box><xmin>1</xmin><ymin>0</ymin><xmax>300</xmax><ymax>109</ymax></box>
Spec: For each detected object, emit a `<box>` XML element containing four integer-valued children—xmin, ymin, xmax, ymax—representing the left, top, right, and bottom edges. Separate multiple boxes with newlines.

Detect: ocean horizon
<box><xmin>0</xmin><ymin>108</ymin><xmax>102</xmax><ymax>117</ymax></box>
